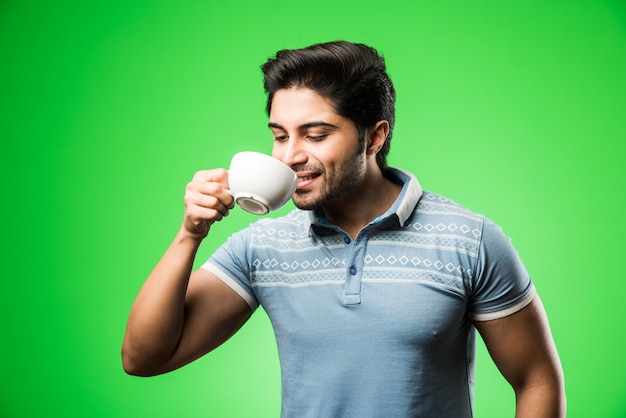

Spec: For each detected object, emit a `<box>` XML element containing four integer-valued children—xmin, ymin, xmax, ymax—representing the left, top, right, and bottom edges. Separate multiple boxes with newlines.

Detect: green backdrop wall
<box><xmin>2</xmin><ymin>0</ymin><xmax>625</xmax><ymax>416</ymax></box>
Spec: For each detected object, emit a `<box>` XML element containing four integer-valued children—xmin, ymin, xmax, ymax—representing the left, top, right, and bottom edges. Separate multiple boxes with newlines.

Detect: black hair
<box><xmin>261</xmin><ymin>41</ymin><xmax>396</xmax><ymax>173</ymax></box>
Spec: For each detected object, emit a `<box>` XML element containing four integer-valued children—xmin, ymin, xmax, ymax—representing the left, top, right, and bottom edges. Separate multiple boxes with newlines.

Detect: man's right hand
<box><xmin>182</xmin><ymin>169</ymin><xmax>235</xmax><ymax>240</ymax></box>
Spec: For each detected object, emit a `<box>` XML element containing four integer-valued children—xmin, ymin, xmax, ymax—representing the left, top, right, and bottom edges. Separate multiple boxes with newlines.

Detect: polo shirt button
<box><xmin>349</xmin><ymin>266</ymin><xmax>357</xmax><ymax>275</ymax></box>
<box><xmin>344</xmin><ymin>236</ymin><xmax>351</xmax><ymax>244</ymax></box>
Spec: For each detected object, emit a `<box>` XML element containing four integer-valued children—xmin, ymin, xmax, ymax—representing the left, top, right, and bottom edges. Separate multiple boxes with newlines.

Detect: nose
<box><xmin>273</xmin><ymin>138</ymin><xmax>307</xmax><ymax>168</ymax></box>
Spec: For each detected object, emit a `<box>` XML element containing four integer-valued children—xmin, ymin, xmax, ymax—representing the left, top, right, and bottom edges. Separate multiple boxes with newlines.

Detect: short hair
<box><xmin>261</xmin><ymin>41</ymin><xmax>396</xmax><ymax>174</ymax></box>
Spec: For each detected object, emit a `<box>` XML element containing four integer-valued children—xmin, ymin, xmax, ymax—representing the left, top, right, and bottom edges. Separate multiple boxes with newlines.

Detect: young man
<box><xmin>122</xmin><ymin>41</ymin><xmax>565</xmax><ymax>417</ymax></box>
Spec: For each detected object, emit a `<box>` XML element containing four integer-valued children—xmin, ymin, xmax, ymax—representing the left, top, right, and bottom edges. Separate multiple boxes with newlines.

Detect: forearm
<box><xmin>122</xmin><ymin>227</ymin><xmax>202</xmax><ymax>375</ymax></box>
<box><xmin>515</xmin><ymin>380</ymin><xmax>566</xmax><ymax>418</ymax></box>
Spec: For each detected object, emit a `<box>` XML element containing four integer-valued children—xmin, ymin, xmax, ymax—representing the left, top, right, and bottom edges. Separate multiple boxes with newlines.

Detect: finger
<box><xmin>187</xmin><ymin>183</ymin><xmax>233</xmax><ymax>211</ymax></box>
<box><xmin>185</xmin><ymin>189</ymin><xmax>232</xmax><ymax>216</ymax></box>
<box><xmin>191</xmin><ymin>168</ymin><xmax>229</xmax><ymax>186</ymax></box>
<box><xmin>186</xmin><ymin>204</ymin><xmax>229</xmax><ymax>225</ymax></box>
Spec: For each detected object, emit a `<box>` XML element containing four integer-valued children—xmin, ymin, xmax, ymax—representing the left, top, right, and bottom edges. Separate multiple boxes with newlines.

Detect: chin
<box><xmin>294</xmin><ymin>201</ymin><xmax>320</xmax><ymax>211</ymax></box>
<box><xmin>293</xmin><ymin>194</ymin><xmax>321</xmax><ymax>211</ymax></box>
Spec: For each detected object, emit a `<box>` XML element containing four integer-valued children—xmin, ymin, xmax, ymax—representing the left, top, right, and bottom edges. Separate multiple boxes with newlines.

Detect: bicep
<box><xmin>473</xmin><ymin>296</ymin><xmax>563</xmax><ymax>391</ymax></box>
<box><xmin>160</xmin><ymin>268</ymin><xmax>253</xmax><ymax>374</ymax></box>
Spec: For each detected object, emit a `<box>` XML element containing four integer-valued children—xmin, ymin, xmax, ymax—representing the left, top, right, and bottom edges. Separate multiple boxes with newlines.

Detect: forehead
<box><xmin>269</xmin><ymin>87</ymin><xmax>340</xmax><ymax>125</ymax></box>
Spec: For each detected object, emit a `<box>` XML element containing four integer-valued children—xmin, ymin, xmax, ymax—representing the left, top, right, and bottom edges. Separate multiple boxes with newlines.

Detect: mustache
<box><xmin>291</xmin><ymin>164</ymin><xmax>324</xmax><ymax>173</ymax></box>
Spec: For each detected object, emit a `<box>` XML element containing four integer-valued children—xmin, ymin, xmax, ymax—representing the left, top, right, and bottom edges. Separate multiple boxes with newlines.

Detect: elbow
<box><xmin>121</xmin><ymin>342</ymin><xmax>161</xmax><ymax>377</ymax></box>
<box><xmin>121</xmin><ymin>351</ymin><xmax>148</xmax><ymax>377</ymax></box>
<box><xmin>122</xmin><ymin>358</ymin><xmax>149</xmax><ymax>377</ymax></box>
<box><xmin>122</xmin><ymin>356</ymin><xmax>161</xmax><ymax>378</ymax></box>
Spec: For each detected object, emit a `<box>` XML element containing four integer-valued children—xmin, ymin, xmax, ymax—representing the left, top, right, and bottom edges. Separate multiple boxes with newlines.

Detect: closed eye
<box><xmin>307</xmin><ymin>134</ymin><xmax>328</xmax><ymax>141</ymax></box>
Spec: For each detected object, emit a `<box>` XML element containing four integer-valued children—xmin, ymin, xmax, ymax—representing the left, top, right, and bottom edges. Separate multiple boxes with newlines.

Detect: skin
<box><xmin>122</xmin><ymin>87</ymin><xmax>565</xmax><ymax>417</ymax></box>
<box><xmin>475</xmin><ymin>297</ymin><xmax>566</xmax><ymax>417</ymax></box>
<box><xmin>268</xmin><ymin>87</ymin><xmax>400</xmax><ymax>237</ymax></box>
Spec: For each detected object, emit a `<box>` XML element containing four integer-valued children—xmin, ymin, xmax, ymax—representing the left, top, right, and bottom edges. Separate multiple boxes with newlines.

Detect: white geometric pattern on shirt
<box><xmin>249</xmin><ymin>241</ymin><xmax>476</xmax><ymax>296</ymax></box>
<box><xmin>245</xmin><ymin>192</ymin><xmax>481</xmax><ymax>295</ymax></box>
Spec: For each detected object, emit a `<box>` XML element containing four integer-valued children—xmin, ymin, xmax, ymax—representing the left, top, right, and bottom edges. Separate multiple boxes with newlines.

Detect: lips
<box><xmin>295</xmin><ymin>171</ymin><xmax>320</xmax><ymax>190</ymax></box>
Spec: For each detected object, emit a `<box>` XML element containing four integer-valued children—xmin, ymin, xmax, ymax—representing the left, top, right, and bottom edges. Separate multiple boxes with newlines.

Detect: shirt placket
<box><xmin>344</xmin><ymin>233</ymin><xmax>366</xmax><ymax>305</ymax></box>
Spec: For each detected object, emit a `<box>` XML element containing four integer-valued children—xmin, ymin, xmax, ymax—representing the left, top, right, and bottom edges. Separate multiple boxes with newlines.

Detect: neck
<box><xmin>321</xmin><ymin>169</ymin><xmax>401</xmax><ymax>239</ymax></box>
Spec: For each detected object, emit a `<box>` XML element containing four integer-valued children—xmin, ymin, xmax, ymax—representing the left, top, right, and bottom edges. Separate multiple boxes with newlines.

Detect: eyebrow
<box><xmin>268</xmin><ymin>121</ymin><xmax>340</xmax><ymax>131</ymax></box>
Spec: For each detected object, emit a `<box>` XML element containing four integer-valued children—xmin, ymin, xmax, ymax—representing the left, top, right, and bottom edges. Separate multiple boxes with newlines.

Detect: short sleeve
<box><xmin>201</xmin><ymin>228</ymin><xmax>259</xmax><ymax>310</ymax></box>
<box><xmin>467</xmin><ymin>217</ymin><xmax>536</xmax><ymax>321</ymax></box>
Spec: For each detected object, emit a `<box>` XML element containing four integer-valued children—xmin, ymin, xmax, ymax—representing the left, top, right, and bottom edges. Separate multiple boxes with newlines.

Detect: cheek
<box><xmin>271</xmin><ymin>143</ymin><xmax>287</xmax><ymax>162</ymax></box>
<box><xmin>315</xmin><ymin>145</ymin><xmax>344</xmax><ymax>166</ymax></box>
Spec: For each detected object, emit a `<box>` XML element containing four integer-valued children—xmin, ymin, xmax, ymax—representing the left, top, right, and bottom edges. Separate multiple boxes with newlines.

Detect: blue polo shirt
<box><xmin>202</xmin><ymin>168</ymin><xmax>535</xmax><ymax>418</ymax></box>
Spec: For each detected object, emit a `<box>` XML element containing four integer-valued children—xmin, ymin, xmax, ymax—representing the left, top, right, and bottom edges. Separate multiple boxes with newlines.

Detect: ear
<box><xmin>366</xmin><ymin>120</ymin><xmax>390</xmax><ymax>155</ymax></box>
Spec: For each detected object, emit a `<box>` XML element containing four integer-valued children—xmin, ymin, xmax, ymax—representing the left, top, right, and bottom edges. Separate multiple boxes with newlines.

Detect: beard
<box><xmin>292</xmin><ymin>147</ymin><xmax>365</xmax><ymax>211</ymax></box>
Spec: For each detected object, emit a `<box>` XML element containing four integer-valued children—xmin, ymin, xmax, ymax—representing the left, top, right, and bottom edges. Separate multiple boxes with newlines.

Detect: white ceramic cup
<box><xmin>228</xmin><ymin>151</ymin><xmax>298</xmax><ymax>215</ymax></box>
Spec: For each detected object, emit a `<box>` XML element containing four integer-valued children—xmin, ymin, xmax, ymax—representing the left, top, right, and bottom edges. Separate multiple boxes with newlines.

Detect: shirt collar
<box><xmin>303</xmin><ymin>167</ymin><xmax>423</xmax><ymax>233</ymax></box>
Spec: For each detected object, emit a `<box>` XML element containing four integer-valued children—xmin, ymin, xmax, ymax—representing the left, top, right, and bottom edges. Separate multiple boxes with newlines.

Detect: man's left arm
<box><xmin>473</xmin><ymin>296</ymin><xmax>566</xmax><ymax>418</ymax></box>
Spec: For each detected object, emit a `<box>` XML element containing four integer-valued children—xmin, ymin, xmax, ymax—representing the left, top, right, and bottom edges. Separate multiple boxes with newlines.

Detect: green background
<box><xmin>2</xmin><ymin>0</ymin><xmax>625</xmax><ymax>416</ymax></box>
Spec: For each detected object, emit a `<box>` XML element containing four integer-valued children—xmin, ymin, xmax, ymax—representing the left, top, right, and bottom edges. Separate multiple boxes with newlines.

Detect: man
<box><xmin>122</xmin><ymin>41</ymin><xmax>565</xmax><ymax>417</ymax></box>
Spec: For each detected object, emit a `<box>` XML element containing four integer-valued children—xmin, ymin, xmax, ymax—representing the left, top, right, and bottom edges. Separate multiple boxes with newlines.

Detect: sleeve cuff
<box><xmin>201</xmin><ymin>263</ymin><xmax>259</xmax><ymax>311</ymax></box>
<box><xmin>469</xmin><ymin>285</ymin><xmax>537</xmax><ymax>322</ymax></box>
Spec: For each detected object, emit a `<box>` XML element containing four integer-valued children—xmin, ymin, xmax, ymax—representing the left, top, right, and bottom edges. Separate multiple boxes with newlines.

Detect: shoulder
<box><xmin>412</xmin><ymin>191</ymin><xmax>519</xmax><ymax>262</ymax></box>
<box><xmin>247</xmin><ymin>208</ymin><xmax>308</xmax><ymax>234</ymax></box>
<box><xmin>416</xmin><ymin>191</ymin><xmax>482</xmax><ymax>218</ymax></box>
<box><xmin>253</xmin><ymin>208</ymin><xmax>306</xmax><ymax>226</ymax></box>
<box><xmin>237</xmin><ymin>209</ymin><xmax>311</xmax><ymax>249</ymax></box>
<box><xmin>410</xmin><ymin>191</ymin><xmax>486</xmax><ymax>237</ymax></box>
